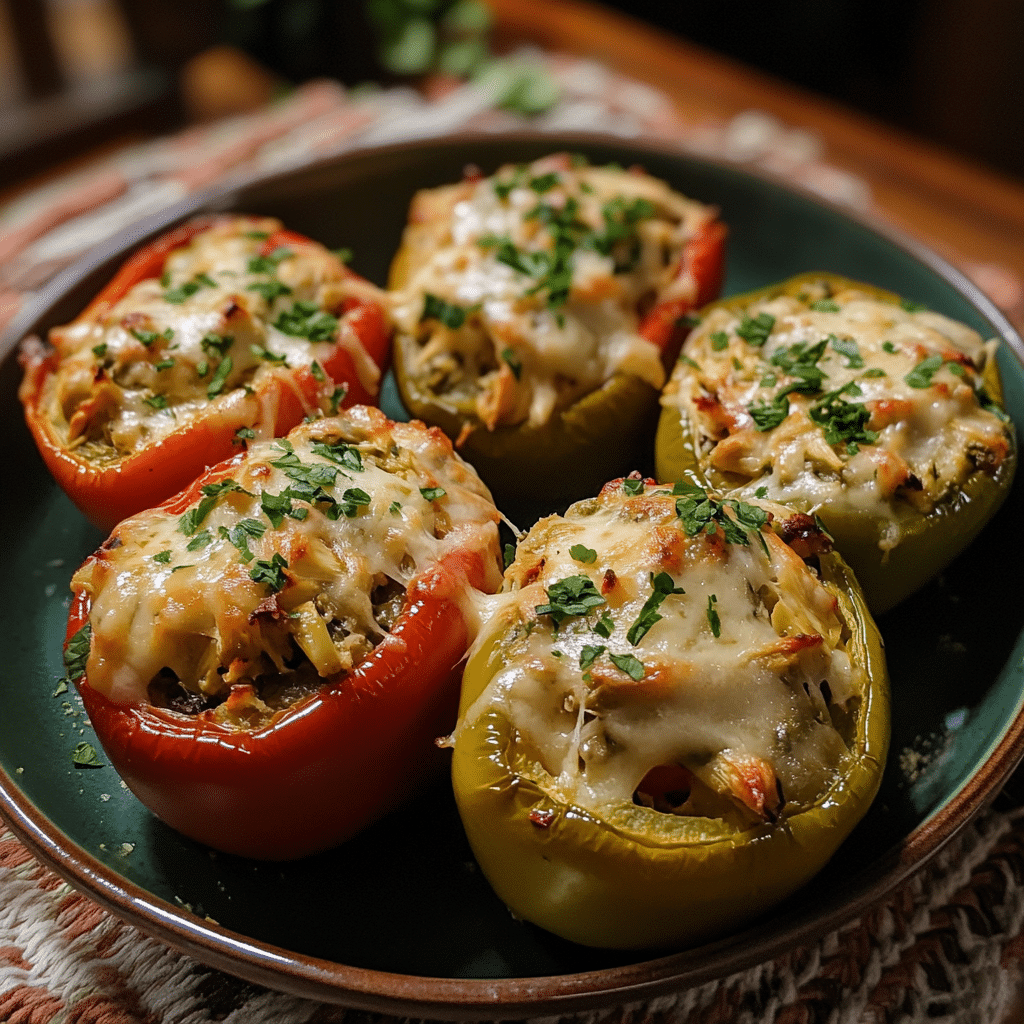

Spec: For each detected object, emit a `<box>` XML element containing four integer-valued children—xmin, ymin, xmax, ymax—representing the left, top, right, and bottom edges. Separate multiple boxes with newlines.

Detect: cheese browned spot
<box><xmin>661</xmin><ymin>278</ymin><xmax>1013</xmax><ymax>551</ymax></box>
<box><xmin>459</xmin><ymin>482</ymin><xmax>863</xmax><ymax>826</ymax></box>
<box><xmin>41</xmin><ymin>216</ymin><xmax>384</xmax><ymax>464</ymax></box>
<box><xmin>390</xmin><ymin>154</ymin><xmax>718</xmax><ymax>431</ymax></box>
<box><xmin>71</xmin><ymin>407</ymin><xmax>502</xmax><ymax>728</ymax></box>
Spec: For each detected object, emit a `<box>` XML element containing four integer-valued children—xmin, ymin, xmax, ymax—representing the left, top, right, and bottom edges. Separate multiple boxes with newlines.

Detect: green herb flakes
<box><xmin>250</xmin><ymin>552</ymin><xmax>289</xmax><ymax>592</ymax></box>
<box><xmin>706</xmin><ymin>594</ymin><xmax>721</xmax><ymax>637</ymax></box>
<box><xmin>609</xmin><ymin>652</ymin><xmax>644</xmax><ymax>681</ymax></box>
<box><xmin>570</xmin><ymin>544</ymin><xmax>597</xmax><ymax>564</ymax></box>
<box><xmin>420</xmin><ymin>486</ymin><xmax>446</xmax><ymax>502</ymax></box>
<box><xmin>72</xmin><ymin>742</ymin><xmax>104</xmax><ymax>769</ymax></box>
<box><xmin>535</xmin><ymin>575</ymin><xmax>605</xmax><ymax>626</ymax></box>
<box><xmin>626</xmin><ymin>572</ymin><xmax>684</xmax><ymax>646</ymax></box>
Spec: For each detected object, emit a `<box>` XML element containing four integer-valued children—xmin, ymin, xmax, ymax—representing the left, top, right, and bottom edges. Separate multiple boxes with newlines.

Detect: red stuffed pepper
<box><xmin>20</xmin><ymin>214</ymin><xmax>391</xmax><ymax>532</ymax></box>
<box><xmin>62</xmin><ymin>407</ymin><xmax>503</xmax><ymax>860</ymax></box>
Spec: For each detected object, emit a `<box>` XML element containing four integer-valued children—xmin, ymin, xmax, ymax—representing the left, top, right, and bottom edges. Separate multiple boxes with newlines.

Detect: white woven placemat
<box><xmin>4</xmin><ymin>804</ymin><xmax>1024</xmax><ymax>1023</ymax></box>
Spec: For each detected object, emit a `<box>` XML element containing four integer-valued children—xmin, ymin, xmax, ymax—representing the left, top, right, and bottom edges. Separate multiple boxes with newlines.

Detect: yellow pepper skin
<box><xmin>655</xmin><ymin>273</ymin><xmax>1016</xmax><ymax>614</ymax></box>
<box><xmin>451</xmin><ymin>504</ymin><xmax>889</xmax><ymax>950</ymax></box>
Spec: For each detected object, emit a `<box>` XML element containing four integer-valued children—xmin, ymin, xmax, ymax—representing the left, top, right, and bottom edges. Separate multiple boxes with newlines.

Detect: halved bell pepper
<box><xmin>451</xmin><ymin>479</ymin><xmax>889</xmax><ymax>949</ymax></box>
<box><xmin>20</xmin><ymin>215</ymin><xmax>391</xmax><ymax>533</ymax></box>
<box><xmin>388</xmin><ymin>156</ymin><xmax>726</xmax><ymax>512</ymax></box>
<box><xmin>655</xmin><ymin>272</ymin><xmax>1015</xmax><ymax>613</ymax></box>
<box><xmin>64</xmin><ymin>408</ymin><xmax>503</xmax><ymax>860</ymax></box>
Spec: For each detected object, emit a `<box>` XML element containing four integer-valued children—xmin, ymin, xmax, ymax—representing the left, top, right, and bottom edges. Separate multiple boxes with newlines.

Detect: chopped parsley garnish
<box><xmin>493</xmin><ymin>165</ymin><xmax>526</xmax><ymax>200</ymax></box>
<box><xmin>570</xmin><ymin>544</ymin><xmax>597</xmax><ymax>564</ymax></box>
<box><xmin>673</xmin><ymin>482</ymin><xmax>768</xmax><ymax>547</ymax></box>
<box><xmin>221</xmin><ymin>518</ymin><xmax>266</xmax><ymax>562</ymax></box>
<box><xmin>420</xmin><ymin>486</ymin><xmax>446</xmax><ymax>502</ymax></box>
<box><xmin>186</xmin><ymin>530</ymin><xmax>213</xmax><ymax>552</ymax></box>
<box><xmin>502</xmin><ymin>347</ymin><xmax>523</xmax><ymax>380</ymax></box>
<box><xmin>154</xmin><ymin>358</ymin><xmax>175</xmax><ymax>371</ymax></box>
<box><xmin>234</xmin><ymin>426</ymin><xmax>256</xmax><ymax>442</ymax></box>
<box><xmin>422</xmin><ymin>293</ymin><xmax>469</xmax><ymax>330</ymax></box>
<box><xmin>178</xmin><ymin>479</ymin><xmax>251</xmax><ymax>535</ymax></box>
<box><xmin>503</xmin><ymin>542</ymin><xmax>516</xmax><ymax>568</ymax></box>
<box><xmin>328</xmin><ymin>385</ymin><xmax>347</xmax><ymax>414</ymax></box>
<box><xmin>390</xmin><ymin>500</ymin><xmax>403</xmax><ymax>516</ymax></box>
<box><xmin>609</xmin><ymin>652</ymin><xmax>645</xmax><ymax>681</ymax></box>
<box><xmin>260</xmin><ymin>490</ymin><xmax>307</xmax><ymax>528</ymax></box>
<box><xmin>904</xmin><ymin>353</ymin><xmax>945</xmax><ymax>389</ymax></box>
<box><xmin>626</xmin><ymin>571</ymin><xmax>685</xmax><ymax>646</ymax></box>
<box><xmin>339</xmin><ymin>487</ymin><xmax>372</xmax><ymax>517</ymax></box>
<box><xmin>594</xmin><ymin>611</ymin><xmax>614</xmax><ymax>638</ymax></box>
<box><xmin>579</xmin><ymin>644</ymin><xmax>606</xmax><ymax>671</ymax></box>
<box><xmin>535</xmin><ymin>575</ymin><xmax>605</xmax><ymax>627</ymax></box>
<box><xmin>196</xmin><ymin>360</ymin><xmax>209</xmax><ymax>377</ymax></box>
<box><xmin>736</xmin><ymin>312</ymin><xmax>775</xmax><ymax>347</ymax></box>
<box><xmin>830</xmin><ymin>334</ymin><xmax>864</xmax><ymax>368</ymax></box>
<box><xmin>810</xmin><ymin>298</ymin><xmax>840</xmax><ymax>312</ymax></box>
<box><xmin>274</xmin><ymin>301</ymin><xmax>339</xmax><ymax>342</ymax></box>
<box><xmin>249</xmin><ymin>552</ymin><xmax>289</xmax><ymax>592</ymax></box>
<box><xmin>529</xmin><ymin>172</ymin><xmax>560</xmax><ymax>193</ymax></box>
<box><xmin>882</xmin><ymin>341</ymin><xmax>898</xmax><ymax>354</ymax></box>
<box><xmin>247</xmin><ymin>280</ymin><xmax>293</xmax><ymax>302</ymax></box>
<box><xmin>206</xmin><ymin>355</ymin><xmax>233</xmax><ymax>398</ymax></box>
<box><xmin>622</xmin><ymin>478</ymin><xmax>645</xmax><ymax>496</ymax></box>
<box><xmin>92</xmin><ymin>343</ymin><xmax>108</xmax><ymax>358</ymax></box>
<box><xmin>310</xmin><ymin>360</ymin><xmax>326</xmax><ymax>382</ymax></box>
<box><xmin>201</xmin><ymin>332</ymin><xmax>233</xmax><ymax>357</ymax></box>
<box><xmin>706</xmin><ymin>594</ymin><xmax>721</xmax><ymax>637</ymax></box>
<box><xmin>153</xmin><ymin>549</ymin><xmax>172</xmax><ymax>563</ymax></box>
<box><xmin>809</xmin><ymin>382</ymin><xmax>878</xmax><ymax>447</ymax></box>
<box><xmin>130</xmin><ymin>326</ymin><xmax>174</xmax><ymax>347</ymax></box>
<box><xmin>755</xmin><ymin>486</ymin><xmax>768</xmax><ymax>498</ymax></box>
<box><xmin>310</xmin><ymin>439</ymin><xmax>363</xmax><ymax>472</ymax></box>
<box><xmin>710</xmin><ymin>331</ymin><xmax>729</xmax><ymax>351</ymax></box>
<box><xmin>247</xmin><ymin>246</ymin><xmax>293</xmax><ymax>274</ymax></box>
<box><xmin>72</xmin><ymin>742</ymin><xmax>104</xmax><ymax>769</ymax></box>
<box><xmin>748</xmin><ymin>395</ymin><xmax>789</xmax><ymax>432</ymax></box>
<box><xmin>678</xmin><ymin>354</ymin><xmax>701</xmax><ymax>371</ymax></box>
<box><xmin>164</xmin><ymin>274</ymin><xmax>216</xmax><ymax>304</ymax></box>
<box><xmin>947</xmin><ymin>362</ymin><xmax>967</xmax><ymax>379</ymax></box>
<box><xmin>144</xmin><ymin>394</ymin><xmax>169</xmax><ymax>410</ymax></box>
<box><xmin>863</xmin><ymin>367</ymin><xmax>887</xmax><ymax>378</ymax></box>
<box><xmin>251</xmin><ymin>344</ymin><xmax>288</xmax><ymax>365</ymax></box>
<box><xmin>62</xmin><ymin>622</ymin><xmax>92</xmax><ymax>685</ymax></box>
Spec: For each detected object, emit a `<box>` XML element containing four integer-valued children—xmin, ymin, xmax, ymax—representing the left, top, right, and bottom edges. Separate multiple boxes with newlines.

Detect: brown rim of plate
<box><xmin>2</xmin><ymin>130</ymin><xmax>1024</xmax><ymax>1019</ymax></box>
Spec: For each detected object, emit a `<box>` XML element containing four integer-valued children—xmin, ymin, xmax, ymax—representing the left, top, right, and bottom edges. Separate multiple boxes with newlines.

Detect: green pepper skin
<box><xmin>655</xmin><ymin>273</ymin><xmax>1016</xmax><ymax>614</ymax></box>
<box><xmin>451</xmin><ymin>551</ymin><xmax>889</xmax><ymax>950</ymax></box>
<box><xmin>393</xmin><ymin>332</ymin><xmax>663</xmax><ymax>511</ymax></box>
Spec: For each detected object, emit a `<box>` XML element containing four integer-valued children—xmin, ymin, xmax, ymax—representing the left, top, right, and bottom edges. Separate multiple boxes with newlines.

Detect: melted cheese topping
<box><xmin>72</xmin><ymin>407</ymin><xmax>502</xmax><ymax>722</ymax></box>
<box><xmin>41</xmin><ymin>216</ymin><xmax>384</xmax><ymax>461</ymax></box>
<box><xmin>661</xmin><ymin>279</ymin><xmax>1013</xmax><ymax>549</ymax></box>
<box><xmin>390</xmin><ymin>154</ymin><xmax>716</xmax><ymax>430</ymax></box>
<box><xmin>459</xmin><ymin>483</ymin><xmax>864</xmax><ymax>824</ymax></box>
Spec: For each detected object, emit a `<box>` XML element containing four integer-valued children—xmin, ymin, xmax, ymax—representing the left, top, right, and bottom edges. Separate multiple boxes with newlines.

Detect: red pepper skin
<box><xmin>19</xmin><ymin>216</ymin><xmax>391</xmax><ymax>533</ymax></box>
<box><xmin>66</xmin><ymin>459</ymin><xmax>494</xmax><ymax>861</ymax></box>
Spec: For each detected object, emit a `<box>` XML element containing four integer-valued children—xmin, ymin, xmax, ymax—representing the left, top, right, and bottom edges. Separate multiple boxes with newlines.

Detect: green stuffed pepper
<box><xmin>656</xmin><ymin>273</ymin><xmax>1015</xmax><ymax>613</ymax></box>
<box><xmin>452</xmin><ymin>476</ymin><xmax>889</xmax><ymax>950</ymax></box>
<box><xmin>388</xmin><ymin>153</ymin><xmax>725</xmax><ymax>512</ymax></box>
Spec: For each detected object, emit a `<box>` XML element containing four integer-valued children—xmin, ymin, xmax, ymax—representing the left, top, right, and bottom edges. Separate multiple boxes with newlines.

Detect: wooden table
<box><xmin>490</xmin><ymin>0</ymin><xmax>1024</xmax><ymax>330</ymax></box>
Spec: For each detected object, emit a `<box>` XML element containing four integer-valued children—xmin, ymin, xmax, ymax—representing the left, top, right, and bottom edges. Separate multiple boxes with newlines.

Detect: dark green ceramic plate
<box><xmin>2</xmin><ymin>134</ymin><xmax>1024</xmax><ymax>1018</ymax></box>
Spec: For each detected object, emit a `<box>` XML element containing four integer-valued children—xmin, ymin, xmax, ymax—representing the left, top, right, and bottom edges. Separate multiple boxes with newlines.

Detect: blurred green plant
<box><xmin>223</xmin><ymin>0</ymin><xmax>559</xmax><ymax>114</ymax></box>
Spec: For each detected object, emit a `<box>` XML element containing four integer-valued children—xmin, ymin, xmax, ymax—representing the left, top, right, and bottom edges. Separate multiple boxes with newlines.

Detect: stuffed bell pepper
<box><xmin>388</xmin><ymin>153</ymin><xmax>725</xmax><ymax>510</ymax></box>
<box><xmin>656</xmin><ymin>273</ymin><xmax>1015</xmax><ymax>613</ymax></box>
<box><xmin>20</xmin><ymin>214</ymin><xmax>391</xmax><ymax>532</ymax></box>
<box><xmin>64</xmin><ymin>406</ymin><xmax>503</xmax><ymax>860</ymax></box>
<box><xmin>451</xmin><ymin>476</ymin><xmax>889</xmax><ymax>949</ymax></box>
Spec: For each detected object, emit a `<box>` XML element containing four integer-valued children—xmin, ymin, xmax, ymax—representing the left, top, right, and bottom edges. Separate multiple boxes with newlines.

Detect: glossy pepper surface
<box><xmin>655</xmin><ymin>272</ymin><xmax>1015</xmax><ymax>613</ymax></box>
<box><xmin>20</xmin><ymin>215</ymin><xmax>391</xmax><ymax>533</ymax></box>
<box><xmin>451</xmin><ymin>478</ymin><xmax>889</xmax><ymax>950</ymax></box>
